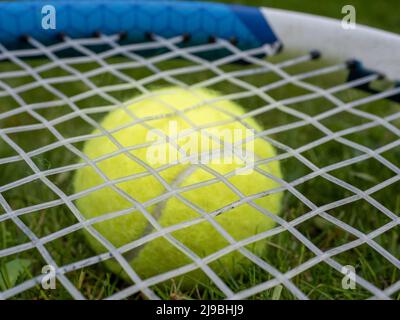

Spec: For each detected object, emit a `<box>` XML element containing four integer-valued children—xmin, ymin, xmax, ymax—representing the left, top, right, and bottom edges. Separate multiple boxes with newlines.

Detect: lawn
<box><xmin>0</xmin><ymin>0</ymin><xmax>399</xmax><ymax>300</ymax></box>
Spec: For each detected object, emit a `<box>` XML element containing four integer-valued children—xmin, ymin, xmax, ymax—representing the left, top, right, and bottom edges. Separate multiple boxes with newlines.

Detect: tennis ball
<box><xmin>73</xmin><ymin>87</ymin><xmax>282</xmax><ymax>288</ymax></box>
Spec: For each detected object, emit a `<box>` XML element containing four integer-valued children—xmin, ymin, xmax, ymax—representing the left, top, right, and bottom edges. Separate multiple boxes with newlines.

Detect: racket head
<box><xmin>0</xmin><ymin>1</ymin><xmax>399</xmax><ymax>300</ymax></box>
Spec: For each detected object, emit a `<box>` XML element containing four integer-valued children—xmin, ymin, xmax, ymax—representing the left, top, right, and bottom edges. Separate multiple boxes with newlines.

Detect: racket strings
<box><xmin>0</xmin><ymin>33</ymin><xmax>399</xmax><ymax>300</ymax></box>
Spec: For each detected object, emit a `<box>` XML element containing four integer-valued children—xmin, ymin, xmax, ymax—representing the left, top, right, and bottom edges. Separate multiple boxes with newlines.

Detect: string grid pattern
<box><xmin>0</xmin><ymin>33</ymin><xmax>399</xmax><ymax>300</ymax></box>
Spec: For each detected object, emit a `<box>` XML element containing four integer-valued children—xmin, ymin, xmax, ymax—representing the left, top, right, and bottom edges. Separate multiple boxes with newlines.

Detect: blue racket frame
<box><xmin>0</xmin><ymin>1</ymin><xmax>279</xmax><ymax>50</ymax></box>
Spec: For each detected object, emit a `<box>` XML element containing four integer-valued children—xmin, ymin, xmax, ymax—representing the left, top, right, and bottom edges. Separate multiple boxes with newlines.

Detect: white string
<box><xmin>0</xmin><ymin>33</ymin><xmax>399</xmax><ymax>300</ymax></box>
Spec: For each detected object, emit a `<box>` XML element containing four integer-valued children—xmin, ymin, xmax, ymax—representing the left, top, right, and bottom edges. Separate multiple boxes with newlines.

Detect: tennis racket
<box><xmin>0</xmin><ymin>1</ymin><xmax>399</xmax><ymax>300</ymax></box>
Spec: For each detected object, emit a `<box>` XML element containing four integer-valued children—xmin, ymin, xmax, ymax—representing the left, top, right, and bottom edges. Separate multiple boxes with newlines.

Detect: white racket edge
<box><xmin>263</xmin><ymin>7</ymin><xmax>400</xmax><ymax>80</ymax></box>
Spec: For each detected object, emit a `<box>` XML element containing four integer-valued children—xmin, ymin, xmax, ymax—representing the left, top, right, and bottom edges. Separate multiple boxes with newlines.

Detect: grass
<box><xmin>0</xmin><ymin>1</ymin><xmax>399</xmax><ymax>300</ymax></box>
<box><xmin>0</xmin><ymin>51</ymin><xmax>399</xmax><ymax>300</ymax></box>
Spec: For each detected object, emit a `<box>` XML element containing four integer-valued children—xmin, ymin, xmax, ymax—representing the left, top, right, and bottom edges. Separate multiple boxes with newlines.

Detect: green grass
<box><xmin>0</xmin><ymin>51</ymin><xmax>399</xmax><ymax>300</ymax></box>
<box><xmin>214</xmin><ymin>0</ymin><xmax>400</xmax><ymax>34</ymax></box>
<box><xmin>0</xmin><ymin>1</ymin><xmax>399</xmax><ymax>300</ymax></box>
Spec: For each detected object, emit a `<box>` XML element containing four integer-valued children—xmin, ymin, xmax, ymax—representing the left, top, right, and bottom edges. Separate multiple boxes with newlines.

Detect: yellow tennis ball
<box><xmin>73</xmin><ymin>87</ymin><xmax>282</xmax><ymax>288</ymax></box>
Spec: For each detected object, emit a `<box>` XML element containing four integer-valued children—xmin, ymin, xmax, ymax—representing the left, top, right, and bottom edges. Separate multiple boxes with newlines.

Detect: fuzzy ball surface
<box><xmin>74</xmin><ymin>87</ymin><xmax>282</xmax><ymax>288</ymax></box>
